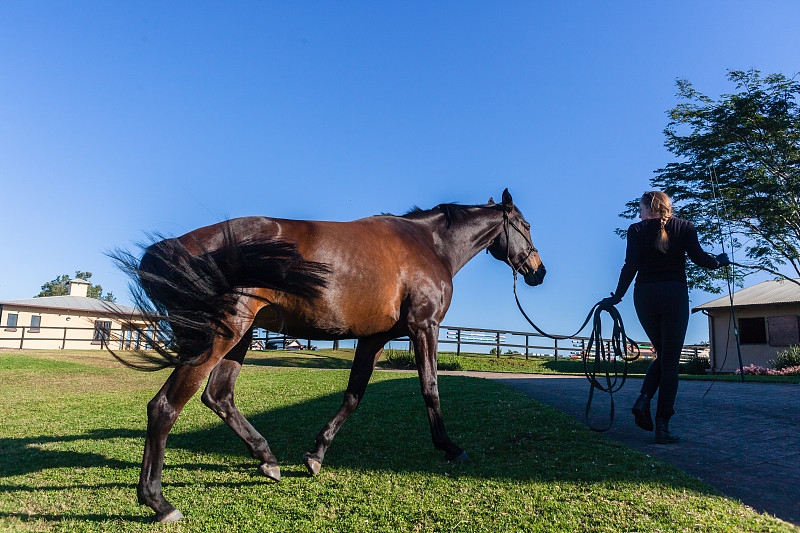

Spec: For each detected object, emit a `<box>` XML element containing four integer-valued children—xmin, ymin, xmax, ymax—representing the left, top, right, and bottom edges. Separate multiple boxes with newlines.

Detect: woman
<box><xmin>602</xmin><ymin>191</ymin><xmax>728</xmax><ymax>444</ymax></box>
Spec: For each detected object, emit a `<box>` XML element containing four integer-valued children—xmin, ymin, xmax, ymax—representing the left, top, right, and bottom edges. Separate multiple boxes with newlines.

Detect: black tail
<box><xmin>106</xmin><ymin>224</ymin><xmax>328</xmax><ymax>371</ymax></box>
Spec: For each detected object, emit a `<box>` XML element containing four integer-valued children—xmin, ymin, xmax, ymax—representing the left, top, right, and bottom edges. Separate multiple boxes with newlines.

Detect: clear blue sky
<box><xmin>1</xmin><ymin>2</ymin><xmax>798</xmax><ymax>346</ymax></box>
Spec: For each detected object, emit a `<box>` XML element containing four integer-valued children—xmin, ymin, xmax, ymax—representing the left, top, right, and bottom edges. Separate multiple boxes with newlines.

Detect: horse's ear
<box><xmin>501</xmin><ymin>188</ymin><xmax>514</xmax><ymax>211</ymax></box>
<box><xmin>487</xmin><ymin>197</ymin><xmax>495</xmax><ymax>205</ymax></box>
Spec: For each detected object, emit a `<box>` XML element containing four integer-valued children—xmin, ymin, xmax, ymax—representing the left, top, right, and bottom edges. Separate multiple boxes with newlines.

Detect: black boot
<box><xmin>654</xmin><ymin>417</ymin><xmax>680</xmax><ymax>444</ymax></box>
<box><xmin>631</xmin><ymin>393</ymin><xmax>653</xmax><ymax>431</ymax></box>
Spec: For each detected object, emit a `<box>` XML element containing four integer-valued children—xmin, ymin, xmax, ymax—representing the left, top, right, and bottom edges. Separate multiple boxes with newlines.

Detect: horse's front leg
<box><xmin>303</xmin><ymin>335</ymin><xmax>387</xmax><ymax>475</ymax></box>
<box><xmin>410</xmin><ymin>323</ymin><xmax>469</xmax><ymax>462</ymax></box>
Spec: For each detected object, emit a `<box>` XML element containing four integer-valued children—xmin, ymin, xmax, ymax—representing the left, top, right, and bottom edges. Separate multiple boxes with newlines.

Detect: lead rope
<box><xmin>513</xmin><ymin>274</ymin><xmax>640</xmax><ymax>432</ymax></box>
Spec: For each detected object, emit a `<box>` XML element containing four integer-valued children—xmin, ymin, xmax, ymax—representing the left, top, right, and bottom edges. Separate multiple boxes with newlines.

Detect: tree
<box><xmin>620</xmin><ymin>69</ymin><xmax>800</xmax><ymax>292</ymax></box>
<box><xmin>36</xmin><ymin>271</ymin><xmax>116</xmax><ymax>302</ymax></box>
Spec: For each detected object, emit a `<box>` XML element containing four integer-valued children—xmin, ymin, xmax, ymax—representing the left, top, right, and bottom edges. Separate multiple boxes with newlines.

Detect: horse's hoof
<box><xmin>446</xmin><ymin>450</ymin><xmax>470</xmax><ymax>462</ymax></box>
<box><xmin>258</xmin><ymin>463</ymin><xmax>281</xmax><ymax>482</ymax></box>
<box><xmin>303</xmin><ymin>453</ymin><xmax>322</xmax><ymax>476</ymax></box>
<box><xmin>155</xmin><ymin>508</ymin><xmax>184</xmax><ymax>523</ymax></box>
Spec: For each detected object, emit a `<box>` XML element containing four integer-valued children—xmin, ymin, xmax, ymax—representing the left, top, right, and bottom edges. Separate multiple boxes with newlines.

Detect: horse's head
<box><xmin>487</xmin><ymin>189</ymin><xmax>546</xmax><ymax>286</ymax></box>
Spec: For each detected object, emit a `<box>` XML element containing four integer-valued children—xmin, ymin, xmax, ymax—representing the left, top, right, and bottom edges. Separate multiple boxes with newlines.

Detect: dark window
<box><xmin>5</xmin><ymin>313</ymin><xmax>18</xmax><ymax>331</ymax></box>
<box><xmin>93</xmin><ymin>320</ymin><xmax>111</xmax><ymax>344</ymax></box>
<box><xmin>739</xmin><ymin>317</ymin><xmax>767</xmax><ymax>345</ymax></box>
<box><xmin>30</xmin><ymin>315</ymin><xmax>41</xmax><ymax>333</ymax></box>
<box><xmin>767</xmin><ymin>316</ymin><xmax>800</xmax><ymax>347</ymax></box>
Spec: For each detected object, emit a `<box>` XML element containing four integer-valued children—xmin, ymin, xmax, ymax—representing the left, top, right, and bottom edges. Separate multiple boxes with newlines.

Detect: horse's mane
<box><xmin>394</xmin><ymin>203</ymin><xmax>474</xmax><ymax>228</ymax></box>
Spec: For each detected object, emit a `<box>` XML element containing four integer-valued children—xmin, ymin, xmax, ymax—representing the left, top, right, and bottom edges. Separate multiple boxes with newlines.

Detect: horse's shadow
<box><xmin>1</xmin><ymin>375</ymin><xmax>715</xmax><ymax>520</ymax></box>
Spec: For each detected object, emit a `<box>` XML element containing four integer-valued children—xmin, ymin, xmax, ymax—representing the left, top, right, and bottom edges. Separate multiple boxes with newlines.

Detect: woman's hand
<box><xmin>599</xmin><ymin>293</ymin><xmax>622</xmax><ymax>311</ymax></box>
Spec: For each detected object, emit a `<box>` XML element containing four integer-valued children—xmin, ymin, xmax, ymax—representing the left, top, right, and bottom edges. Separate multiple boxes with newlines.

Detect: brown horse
<box><xmin>112</xmin><ymin>188</ymin><xmax>545</xmax><ymax>522</ymax></box>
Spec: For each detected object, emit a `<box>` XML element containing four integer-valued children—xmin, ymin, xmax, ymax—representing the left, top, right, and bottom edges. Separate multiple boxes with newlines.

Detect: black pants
<box><xmin>634</xmin><ymin>281</ymin><xmax>689</xmax><ymax>420</ymax></box>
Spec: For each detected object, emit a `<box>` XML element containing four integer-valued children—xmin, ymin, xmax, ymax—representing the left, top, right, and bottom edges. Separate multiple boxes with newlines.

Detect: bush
<box><xmin>770</xmin><ymin>345</ymin><xmax>800</xmax><ymax>370</ymax></box>
<box><xmin>384</xmin><ymin>349</ymin><xmax>415</xmax><ymax>368</ymax></box>
<box><xmin>437</xmin><ymin>353</ymin><xmax>463</xmax><ymax>371</ymax></box>
<box><xmin>383</xmin><ymin>349</ymin><xmax>462</xmax><ymax>371</ymax></box>
<box><xmin>680</xmin><ymin>357</ymin><xmax>710</xmax><ymax>375</ymax></box>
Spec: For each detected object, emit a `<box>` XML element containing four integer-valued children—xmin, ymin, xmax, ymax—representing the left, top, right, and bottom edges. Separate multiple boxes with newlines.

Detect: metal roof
<box><xmin>692</xmin><ymin>278</ymin><xmax>800</xmax><ymax>312</ymax></box>
<box><xmin>0</xmin><ymin>295</ymin><xmax>141</xmax><ymax>316</ymax></box>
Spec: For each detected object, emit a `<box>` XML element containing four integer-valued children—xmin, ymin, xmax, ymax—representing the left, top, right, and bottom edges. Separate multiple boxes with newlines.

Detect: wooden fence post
<box><xmin>525</xmin><ymin>335</ymin><xmax>529</xmax><ymax>359</ymax></box>
<box><xmin>19</xmin><ymin>327</ymin><xmax>25</xmax><ymax>350</ymax></box>
<box><xmin>456</xmin><ymin>330</ymin><xmax>461</xmax><ymax>357</ymax></box>
<box><xmin>554</xmin><ymin>338</ymin><xmax>558</xmax><ymax>361</ymax></box>
<box><xmin>62</xmin><ymin>327</ymin><xmax>67</xmax><ymax>350</ymax></box>
<box><xmin>496</xmin><ymin>332</ymin><xmax>500</xmax><ymax>358</ymax></box>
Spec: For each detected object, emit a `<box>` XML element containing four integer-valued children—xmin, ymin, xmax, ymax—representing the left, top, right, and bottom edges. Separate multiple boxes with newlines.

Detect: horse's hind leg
<box><xmin>303</xmin><ymin>335</ymin><xmax>388</xmax><ymax>475</ymax></box>
<box><xmin>201</xmin><ymin>328</ymin><xmax>281</xmax><ymax>481</ymax></box>
<box><xmin>138</xmin><ymin>323</ymin><xmax>251</xmax><ymax>523</ymax></box>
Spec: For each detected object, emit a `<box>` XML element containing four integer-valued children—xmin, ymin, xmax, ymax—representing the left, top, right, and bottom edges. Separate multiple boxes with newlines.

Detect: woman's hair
<box><xmin>641</xmin><ymin>191</ymin><xmax>673</xmax><ymax>253</ymax></box>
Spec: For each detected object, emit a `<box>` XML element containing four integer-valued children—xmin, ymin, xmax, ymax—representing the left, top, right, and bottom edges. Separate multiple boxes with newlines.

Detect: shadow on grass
<box><xmin>165</xmin><ymin>376</ymin><xmax>710</xmax><ymax>489</ymax></box>
<box><xmin>244</xmin><ymin>355</ymin><xmax>353</xmax><ymax>369</ymax></box>
<box><xmin>0</xmin><ymin>511</ymin><xmax>150</xmax><ymax>524</ymax></box>
<box><xmin>2</xmin><ymin>375</ymin><xmax>716</xmax><ymax>509</ymax></box>
<box><xmin>0</xmin><ymin>428</ymin><xmax>141</xmax><ymax>477</ymax></box>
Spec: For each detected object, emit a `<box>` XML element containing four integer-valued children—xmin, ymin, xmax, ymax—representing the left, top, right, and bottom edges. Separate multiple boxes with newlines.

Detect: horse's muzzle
<box><xmin>522</xmin><ymin>263</ymin><xmax>546</xmax><ymax>286</ymax></box>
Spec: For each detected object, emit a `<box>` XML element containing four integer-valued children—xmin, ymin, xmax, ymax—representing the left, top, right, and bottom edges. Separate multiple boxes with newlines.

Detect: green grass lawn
<box><xmin>0</xmin><ymin>350</ymin><xmax>796</xmax><ymax>532</ymax></box>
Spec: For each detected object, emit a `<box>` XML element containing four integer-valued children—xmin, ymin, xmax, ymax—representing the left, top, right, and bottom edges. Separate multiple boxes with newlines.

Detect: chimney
<box><xmin>67</xmin><ymin>279</ymin><xmax>90</xmax><ymax>297</ymax></box>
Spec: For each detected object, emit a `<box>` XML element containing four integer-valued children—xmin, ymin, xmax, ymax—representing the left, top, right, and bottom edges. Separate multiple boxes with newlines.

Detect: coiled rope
<box><xmin>513</xmin><ymin>275</ymin><xmax>640</xmax><ymax>432</ymax></box>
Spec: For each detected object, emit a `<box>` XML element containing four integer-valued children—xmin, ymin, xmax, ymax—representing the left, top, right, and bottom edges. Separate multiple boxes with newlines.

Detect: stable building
<box><xmin>692</xmin><ymin>279</ymin><xmax>800</xmax><ymax>372</ymax></box>
<box><xmin>0</xmin><ymin>279</ymin><xmax>145</xmax><ymax>350</ymax></box>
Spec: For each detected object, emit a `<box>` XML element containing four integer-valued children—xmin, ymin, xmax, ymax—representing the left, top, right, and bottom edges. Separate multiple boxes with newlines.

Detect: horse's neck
<box><xmin>431</xmin><ymin>207</ymin><xmax>504</xmax><ymax>277</ymax></box>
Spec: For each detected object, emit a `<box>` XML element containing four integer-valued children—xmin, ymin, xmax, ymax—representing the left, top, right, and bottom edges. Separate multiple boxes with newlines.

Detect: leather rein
<box><xmin>501</xmin><ymin>211</ymin><xmax>641</xmax><ymax>432</ymax></box>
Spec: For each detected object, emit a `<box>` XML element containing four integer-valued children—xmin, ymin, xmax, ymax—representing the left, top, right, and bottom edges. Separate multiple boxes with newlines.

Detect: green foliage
<box><xmin>770</xmin><ymin>345</ymin><xmax>800</xmax><ymax>370</ymax></box>
<box><xmin>383</xmin><ymin>348</ymin><xmax>416</xmax><ymax>368</ymax></box>
<box><xmin>679</xmin><ymin>356</ymin><xmax>711</xmax><ymax>375</ymax></box>
<box><xmin>382</xmin><ymin>349</ymin><xmax>462</xmax><ymax>371</ymax></box>
<box><xmin>619</xmin><ymin>69</ymin><xmax>800</xmax><ymax>292</ymax></box>
<box><xmin>36</xmin><ymin>271</ymin><xmax>115</xmax><ymax>301</ymax></box>
<box><xmin>436</xmin><ymin>352</ymin><xmax>463</xmax><ymax>371</ymax></box>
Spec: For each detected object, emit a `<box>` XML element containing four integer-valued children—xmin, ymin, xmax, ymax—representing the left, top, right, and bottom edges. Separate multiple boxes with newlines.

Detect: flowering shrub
<box><xmin>770</xmin><ymin>345</ymin><xmax>800</xmax><ymax>370</ymax></box>
<box><xmin>736</xmin><ymin>364</ymin><xmax>800</xmax><ymax>376</ymax></box>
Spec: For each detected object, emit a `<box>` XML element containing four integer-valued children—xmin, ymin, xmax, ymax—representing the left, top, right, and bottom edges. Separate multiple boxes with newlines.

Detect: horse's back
<box><xmin>158</xmin><ymin>215</ymin><xmax>450</xmax><ymax>339</ymax></box>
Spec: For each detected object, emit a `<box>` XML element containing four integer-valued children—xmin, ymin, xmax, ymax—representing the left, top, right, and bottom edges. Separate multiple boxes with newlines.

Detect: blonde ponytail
<box><xmin>642</xmin><ymin>191</ymin><xmax>673</xmax><ymax>253</ymax></box>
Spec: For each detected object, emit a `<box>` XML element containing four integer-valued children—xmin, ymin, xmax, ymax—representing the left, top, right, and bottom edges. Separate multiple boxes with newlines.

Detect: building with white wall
<box><xmin>0</xmin><ymin>279</ymin><xmax>146</xmax><ymax>350</ymax></box>
<box><xmin>692</xmin><ymin>279</ymin><xmax>800</xmax><ymax>372</ymax></box>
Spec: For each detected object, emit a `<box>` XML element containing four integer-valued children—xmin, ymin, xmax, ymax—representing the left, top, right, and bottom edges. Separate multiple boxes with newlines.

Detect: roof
<box><xmin>692</xmin><ymin>278</ymin><xmax>800</xmax><ymax>313</ymax></box>
<box><xmin>0</xmin><ymin>295</ymin><xmax>141</xmax><ymax>316</ymax></box>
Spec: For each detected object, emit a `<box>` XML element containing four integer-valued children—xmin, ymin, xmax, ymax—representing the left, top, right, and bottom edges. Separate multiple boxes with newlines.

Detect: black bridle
<box><xmin>502</xmin><ymin>210</ymin><xmax>538</xmax><ymax>277</ymax></box>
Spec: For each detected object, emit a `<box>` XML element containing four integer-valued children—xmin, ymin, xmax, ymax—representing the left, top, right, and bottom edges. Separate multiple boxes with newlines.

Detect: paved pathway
<box><xmin>444</xmin><ymin>372</ymin><xmax>800</xmax><ymax>526</ymax></box>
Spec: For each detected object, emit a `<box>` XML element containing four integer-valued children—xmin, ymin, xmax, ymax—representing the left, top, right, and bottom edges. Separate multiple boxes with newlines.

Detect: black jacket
<box><xmin>614</xmin><ymin>217</ymin><xmax>719</xmax><ymax>299</ymax></box>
